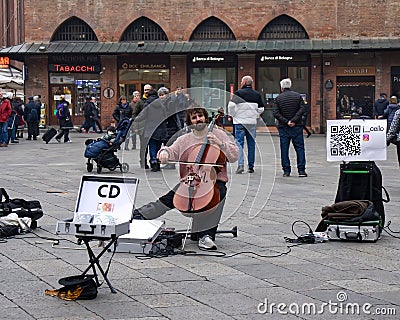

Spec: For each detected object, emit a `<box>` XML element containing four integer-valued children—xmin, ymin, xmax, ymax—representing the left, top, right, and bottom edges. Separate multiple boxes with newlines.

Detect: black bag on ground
<box><xmin>315</xmin><ymin>200</ymin><xmax>380</xmax><ymax>231</ymax></box>
<box><xmin>0</xmin><ymin>188</ymin><xmax>44</xmax><ymax>227</ymax></box>
<box><xmin>334</xmin><ymin>161</ymin><xmax>389</xmax><ymax>225</ymax></box>
<box><xmin>42</xmin><ymin>127</ymin><xmax>57</xmax><ymax>144</ymax></box>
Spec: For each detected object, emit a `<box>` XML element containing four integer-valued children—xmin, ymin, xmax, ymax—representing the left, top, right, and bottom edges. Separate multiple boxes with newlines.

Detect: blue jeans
<box><xmin>277</xmin><ymin>126</ymin><xmax>306</xmax><ymax>173</ymax></box>
<box><xmin>234</xmin><ymin>124</ymin><xmax>256</xmax><ymax>169</ymax></box>
<box><xmin>148</xmin><ymin>138</ymin><xmax>162</xmax><ymax>164</ymax></box>
<box><xmin>0</xmin><ymin>122</ymin><xmax>8</xmax><ymax>144</ymax></box>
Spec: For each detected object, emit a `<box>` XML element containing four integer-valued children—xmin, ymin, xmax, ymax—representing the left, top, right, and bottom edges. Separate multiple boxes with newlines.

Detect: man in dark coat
<box><xmin>373</xmin><ymin>93</ymin><xmax>389</xmax><ymax>118</ymax></box>
<box><xmin>273</xmin><ymin>78</ymin><xmax>307</xmax><ymax>177</ymax></box>
<box><xmin>134</xmin><ymin>89</ymin><xmax>167</xmax><ymax>172</ymax></box>
<box><xmin>23</xmin><ymin>96</ymin><xmax>40</xmax><ymax>140</ymax></box>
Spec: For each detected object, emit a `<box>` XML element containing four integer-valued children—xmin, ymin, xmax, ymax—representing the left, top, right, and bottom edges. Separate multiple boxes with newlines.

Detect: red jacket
<box><xmin>0</xmin><ymin>99</ymin><xmax>12</xmax><ymax>122</ymax></box>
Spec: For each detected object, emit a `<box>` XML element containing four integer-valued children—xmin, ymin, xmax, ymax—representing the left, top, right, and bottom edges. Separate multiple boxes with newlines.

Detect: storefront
<box><xmin>391</xmin><ymin>66</ymin><xmax>400</xmax><ymax>98</ymax></box>
<box><xmin>335</xmin><ymin>66</ymin><xmax>375</xmax><ymax>119</ymax></box>
<box><xmin>118</xmin><ymin>54</ymin><xmax>170</xmax><ymax>97</ymax></box>
<box><xmin>188</xmin><ymin>54</ymin><xmax>237</xmax><ymax>111</ymax></box>
<box><xmin>48</xmin><ymin>55</ymin><xmax>101</xmax><ymax>126</ymax></box>
<box><xmin>256</xmin><ymin>54</ymin><xmax>310</xmax><ymax>125</ymax></box>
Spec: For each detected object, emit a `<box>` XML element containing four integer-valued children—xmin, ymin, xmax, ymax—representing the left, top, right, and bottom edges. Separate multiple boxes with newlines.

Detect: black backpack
<box><xmin>335</xmin><ymin>161</ymin><xmax>389</xmax><ymax>226</ymax></box>
<box><xmin>28</xmin><ymin>108</ymin><xmax>39</xmax><ymax>122</ymax></box>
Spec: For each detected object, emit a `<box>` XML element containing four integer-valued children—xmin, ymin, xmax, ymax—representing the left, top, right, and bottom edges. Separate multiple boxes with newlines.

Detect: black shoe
<box><xmin>283</xmin><ymin>172</ymin><xmax>290</xmax><ymax>177</ymax></box>
<box><xmin>298</xmin><ymin>172</ymin><xmax>308</xmax><ymax>177</ymax></box>
<box><xmin>151</xmin><ymin>162</ymin><xmax>161</xmax><ymax>172</ymax></box>
<box><xmin>236</xmin><ymin>166</ymin><xmax>244</xmax><ymax>174</ymax></box>
<box><xmin>248</xmin><ymin>168</ymin><xmax>254</xmax><ymax>173</ymax></box>
<box><xmin>26</xmin><ymin>138</ymin><xmax>32</xmax><ymax>140</ymax></box>
<box><xmin>33</xmin><ymin>138</ymin><xmax>37</xmax><ymax>140</ymax></box>
<box><xmin>11</xmin><ymin>140</ymin><xmax>19</xmax><ymax>143</ymax></box>
<box><xmin>306</xmin><ymin>132</ymin><xmax>312</xmax><ymax>138</ymax></box>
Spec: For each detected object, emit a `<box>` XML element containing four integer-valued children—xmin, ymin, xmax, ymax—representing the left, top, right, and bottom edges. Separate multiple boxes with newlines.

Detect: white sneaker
<box><xmin>198</xmin><ymin>235</ymin><xmax>217</xmax><ymax>250</ymax></box>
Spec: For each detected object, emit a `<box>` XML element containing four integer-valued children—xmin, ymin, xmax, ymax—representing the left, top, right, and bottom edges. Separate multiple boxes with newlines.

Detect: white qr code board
<box><xmin>326</xmin><ymin>119</ymin><xmax>387</xmax><ymax>162</ymax></box>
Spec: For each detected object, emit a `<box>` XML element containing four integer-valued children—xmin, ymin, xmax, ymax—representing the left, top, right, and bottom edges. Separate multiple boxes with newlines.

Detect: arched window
<box><xmin>190</xmin><ymin>17</ymin><xmax>235</xmax><ymax>41</ymax></box>
<box><xmin>121</xmin><ymin>17</ymin><xmax>168</xmax><ymax>41</ymax></box>
<box><xmin>51</xmin><ymin>17</ymin><xmax>98</xmax><ymax>41</ymax></box>
<box><xmin>259</xmin><ymin>15</ymin><xmax>308</xmax><ymax>40</ymax></box>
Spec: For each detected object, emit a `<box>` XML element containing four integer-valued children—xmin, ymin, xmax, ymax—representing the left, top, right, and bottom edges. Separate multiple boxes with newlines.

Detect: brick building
<box><xmin>2</xmin><ymin>0</ymin><xmax>400</xmax><ymax>132</ymax></box>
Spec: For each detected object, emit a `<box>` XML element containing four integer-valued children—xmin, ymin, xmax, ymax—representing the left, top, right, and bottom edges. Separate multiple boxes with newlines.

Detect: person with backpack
<box><xmin>23</xmin><ymin>96</ymin><xmax>40</xmax><ymax>140</ymax></box>
<box><xmin>55</xmin><ymin>95</ymin><xmax>72</xmax><ymax>143</ymax></box>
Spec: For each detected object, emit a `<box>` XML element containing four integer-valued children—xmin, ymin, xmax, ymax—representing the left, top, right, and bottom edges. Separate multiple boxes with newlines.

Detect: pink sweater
<box><xmin>158</xmin><ymin>128</ymin><xmax>239</xmax><ymax>182</ymax></box>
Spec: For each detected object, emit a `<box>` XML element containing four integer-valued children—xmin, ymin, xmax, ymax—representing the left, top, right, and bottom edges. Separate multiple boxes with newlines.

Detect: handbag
<box><xmin>0</xmin><ymin>188</ymin><xmax>44</xmax><ymax>223</ymax></box>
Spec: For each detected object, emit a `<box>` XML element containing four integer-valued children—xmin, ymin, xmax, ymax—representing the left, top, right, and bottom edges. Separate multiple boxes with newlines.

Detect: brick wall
<box><xmin>23</xmin><ymin>0</ymin><xmax>400</xmax><ymax>42</ymax></box>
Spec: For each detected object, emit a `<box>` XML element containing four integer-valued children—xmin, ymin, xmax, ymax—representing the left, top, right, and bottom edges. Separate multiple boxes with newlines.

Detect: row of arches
<box><xmin>51</xmin><ymin>15</ymin><xmax>308</xmax><ymax>42</ymax></box>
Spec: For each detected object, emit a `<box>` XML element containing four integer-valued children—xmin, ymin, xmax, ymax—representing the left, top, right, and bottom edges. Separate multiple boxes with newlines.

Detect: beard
<box><xmin>192</xmin><ymin>122</ymin><xmax>207</xmax><ymax>131</ymax></box>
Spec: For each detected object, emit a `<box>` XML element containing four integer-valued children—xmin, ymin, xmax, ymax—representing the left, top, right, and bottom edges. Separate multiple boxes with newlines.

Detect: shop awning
<box><xmin>2</xmin><ymin>38</ymin><xmax>400</xmax><ymax>58</ymax></box>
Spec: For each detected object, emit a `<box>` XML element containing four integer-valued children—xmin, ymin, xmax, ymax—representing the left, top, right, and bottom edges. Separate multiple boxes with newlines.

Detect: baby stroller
<box><xmin>85</xmin><ymin>118</ymin><xmax>132</xmax><ymax>174</ymax></box>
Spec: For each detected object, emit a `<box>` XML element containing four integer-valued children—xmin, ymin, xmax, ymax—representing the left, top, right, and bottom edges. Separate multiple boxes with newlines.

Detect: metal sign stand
<box><xmin>78</xmin><ymin>235</ymin><xmax>118</xmax><ymax>293</ymax></box>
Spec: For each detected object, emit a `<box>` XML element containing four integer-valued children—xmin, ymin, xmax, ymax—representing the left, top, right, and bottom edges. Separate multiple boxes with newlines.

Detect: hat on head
<box><xmin>106</xmin><ymin>125</ymin><xmax>116</xmax><ymax>132</ymax></box>
<box><xmin>28</xmin><ymin>96</ymin><xmax>34</xmax><ymax>100</ymax></box>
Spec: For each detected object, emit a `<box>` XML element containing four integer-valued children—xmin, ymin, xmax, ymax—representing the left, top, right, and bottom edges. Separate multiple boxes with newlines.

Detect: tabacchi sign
<box><xmin>48</xmin><ymin>64</ymin><xmax>101</xmax><ymax>73</ymax></box>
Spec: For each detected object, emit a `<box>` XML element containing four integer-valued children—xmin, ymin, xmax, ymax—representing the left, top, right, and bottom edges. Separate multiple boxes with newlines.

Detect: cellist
<box><xmin>133</xmin><ymin>102</ymin><xmax>239</xmax><ymax>250</ymax></box>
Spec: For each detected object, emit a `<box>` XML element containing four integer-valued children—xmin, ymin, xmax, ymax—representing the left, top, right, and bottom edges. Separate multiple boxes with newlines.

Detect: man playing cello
<box><xmin>133</xmin><ymin>102</ymin><xmax>239</xmax><ymax>250</ymax></box>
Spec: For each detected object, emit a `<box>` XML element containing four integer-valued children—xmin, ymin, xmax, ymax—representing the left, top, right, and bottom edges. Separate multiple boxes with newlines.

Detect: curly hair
<box><xmin>184</xmin><ymin>102</ymin><xmax>209</xmax><ymax>126</ymax></box>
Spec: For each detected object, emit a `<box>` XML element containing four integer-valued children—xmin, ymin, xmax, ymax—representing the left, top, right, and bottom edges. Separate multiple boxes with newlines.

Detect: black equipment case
<box><xmin>316</xmin><ymin>161</ymin><xmax>390</xmax><ymax>242</ymax></box>
<box><xmin>42</xmin><ymin>127</ymin><xmax>58</xmax><ymax>144</ymax></box>
<box><xmin>335</xmin><ymin>161</ymin><xmax>389</xmax><ymax>226</ymax></box>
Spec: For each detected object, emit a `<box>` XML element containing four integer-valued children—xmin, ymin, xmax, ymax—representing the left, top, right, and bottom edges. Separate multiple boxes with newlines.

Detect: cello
<box><xmin>173</xmin><ymin>115</ymin><xmax>226</xmax><ymax>214</ymax></box>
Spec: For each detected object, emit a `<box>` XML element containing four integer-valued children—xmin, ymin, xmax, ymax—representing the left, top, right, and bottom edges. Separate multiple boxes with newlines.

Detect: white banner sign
<box><xmin>326</xmin><ymin>119</ymin><xmax>387</xmax><ymax>161</ymax></box>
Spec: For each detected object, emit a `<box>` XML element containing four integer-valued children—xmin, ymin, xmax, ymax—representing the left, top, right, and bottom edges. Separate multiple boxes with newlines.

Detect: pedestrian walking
<box><xmin>55</xmin><ymin>95</ymin><xmax>73</xmax><ymax>143</ymax></box>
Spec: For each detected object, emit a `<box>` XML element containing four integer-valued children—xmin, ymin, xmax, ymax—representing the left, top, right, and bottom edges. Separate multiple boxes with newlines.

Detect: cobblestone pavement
<box><xmin>0</xmin><ymin>131</ymin><xmax>399</xmax><ymax>320</ymax></box>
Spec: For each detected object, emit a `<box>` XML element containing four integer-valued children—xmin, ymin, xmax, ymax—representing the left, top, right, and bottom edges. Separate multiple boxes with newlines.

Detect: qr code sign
<box><xmin>329</xmin><ymin>125</ymin><xmax>361</xmax><ymax>157</ymax></box>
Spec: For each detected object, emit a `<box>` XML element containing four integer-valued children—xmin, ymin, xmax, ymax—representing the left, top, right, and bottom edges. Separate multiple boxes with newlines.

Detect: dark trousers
<box><xmin>138</xmin><ymin>181</ymin><xmax>227</xmax><ymax>239</ymax></box>
<box><xmin>27</xmin><ymin>121</ymin><xmax>39</xmax><ymax>139</ymax></box>
<box><xmin>56</xmin><ymin>128</ymin><xmax>70</xmax><ymax>142</ymax></box>
<box><xmin>396</xmin><ymin>141</ymin><xmax>400</xmax><ymax>166</ymax></box>
<box><xmin>139</xmin><ymin>134</ymin><xmax>148</xmax><ymax>167</ymax></box>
